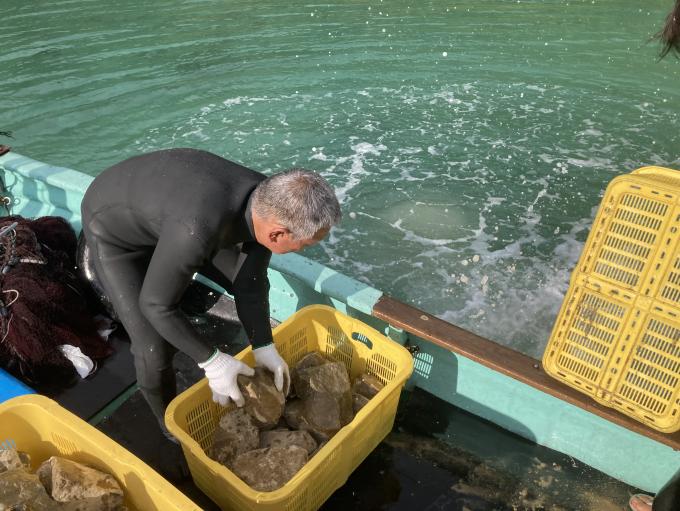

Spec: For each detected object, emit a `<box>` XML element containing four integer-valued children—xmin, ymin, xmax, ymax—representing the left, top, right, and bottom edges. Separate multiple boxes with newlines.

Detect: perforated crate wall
<box><xmin>165</xmin><ymin>305</ymin><xmax>413</xmax><ymax>511</ymax></box>
<box><xmin>543</xmin><ymin>167</ymin><xmax>680</xmax><ymax>432</ymax></box>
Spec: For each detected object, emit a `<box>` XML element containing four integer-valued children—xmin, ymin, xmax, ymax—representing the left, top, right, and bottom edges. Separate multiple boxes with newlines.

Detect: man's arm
<box><xmin>138</xmin><ymin>225</ymin><xmax>214</xmax><ymax>363</ymax></box>
<box><xmin>212</xmin><ymin>242</ymin><xmax>273</xmax><ymax>348</ymax></box>
<box><xmin>210</xmin><ymin>243</ymin><xmax>289</xmax><ymax>393</ymax></box>
<box><xmin>199</xmin><ymin>259</ymin><xmax>235</xmax><ymax>295</ymax></box>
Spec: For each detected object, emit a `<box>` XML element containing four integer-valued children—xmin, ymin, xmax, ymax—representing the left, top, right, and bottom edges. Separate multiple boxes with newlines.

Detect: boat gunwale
<box><xmin>373</xmin><ymin>294</ymin><xmax>680</xmax><ymax>451</ymax></box>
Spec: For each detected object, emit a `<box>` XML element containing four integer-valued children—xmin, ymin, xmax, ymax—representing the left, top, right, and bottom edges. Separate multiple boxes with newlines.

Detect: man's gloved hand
<box><xmin>252</xmin><ymin>343</ymin><xmax>290</xmax><ymax>395</ymax></box>
<box><xmin>198</xmin><ymin>350</ymin><xmax>254</xmax><ymax>407</ymax></box>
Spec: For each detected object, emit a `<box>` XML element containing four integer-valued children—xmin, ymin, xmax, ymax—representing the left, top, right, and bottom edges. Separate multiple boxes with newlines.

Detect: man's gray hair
<box><xmin>252</xmin><ymin>168</ymin><xmax>341</xmax><ymax>239</ymax></box>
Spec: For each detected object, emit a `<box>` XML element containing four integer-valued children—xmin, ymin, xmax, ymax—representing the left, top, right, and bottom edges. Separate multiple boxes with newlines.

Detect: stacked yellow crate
<box><xmin>543</xmin><ymin>166</ymin><xmax>680</xmax><ymax>433</ymax></box>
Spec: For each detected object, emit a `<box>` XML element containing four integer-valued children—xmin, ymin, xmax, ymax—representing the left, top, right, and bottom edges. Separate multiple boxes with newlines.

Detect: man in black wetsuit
<box><xmin>81</xmin><ymin>148</ymin><xmax>341</xmax><ymax>436</ymax></box>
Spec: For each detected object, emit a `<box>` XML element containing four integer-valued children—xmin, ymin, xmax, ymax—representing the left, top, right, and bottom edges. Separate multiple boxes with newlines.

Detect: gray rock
<box><xmin>230</xmin><ymin>446</ymin><xmax>308</xmax><ymax>492</ymax></box>
<box><xmin>282</xmin><ymin>399</ymin><xmax>305</xmax><ymax>430</ymax></box>
<box><xmin>294</xmin><ymin>360</ymin><xmax>353</xmax><ymax>435</ymax></box>
<box><xmin>36</xmin><ymin>456</ymin><xmax>123</xmax><ymax>506</ymax></box>
<box><xmin>352</xmin><ymin>393</ymin><xmax>370</xmax><ymax>414</ymax></box>
<box><xmin>259</xmin><ymin>429</ymin><xmax>317</xmax><ymax>455</ymax></box>
<box><xmin>0</xmin><ymin>469</ymin><xmax>59</xmax><ymax>510</ymax></box>
<box><xmin>294</xmin><ymin>360</ymin><xmax>351</xmax><ymax>402</ymax></box>
<box><xmin>290</xmin><ymin>352</ymin><xmax>326</xmax><ymax>395</ymax></box>
<box><xmin>352</xmin><ymin>373</ymin><xmax>384</xmax><ymax>399</ymax></box>
<box><xmin>303</xmin><ymin>390</ymin><xmax>351</xmax><ymax>433</ymax></box>
<box><xmin>59</xmin><ymin>495</ymin><xmax>128</xmax><ymax>511</ymax></box>
<box><xmin>282</xmin><ymin>399</ymin><xmax>330</xmax><ymax>444</ymax></box>
<box><xmin>18</xmin><ymin>452</ymin><xmax>31</xmax><ymax>471</ymax></box>
<box><xmin>0</xmin><ymin>449</ymin><xmax>31</xmax><ymax>473</ymax></box>
<box><xmin>237</xmin><ymin>367</ymin><xmax>285</xmax><ymax>429</ymax></box>
<box><xmin>293</xmin><ymin>352</ymin><xmax>327</xmax><ymax>372</ymax></box>
<box><xmin>209</xmin><ymin>408</ymin><xmax>259</xmax><ymax>466</ymax></box>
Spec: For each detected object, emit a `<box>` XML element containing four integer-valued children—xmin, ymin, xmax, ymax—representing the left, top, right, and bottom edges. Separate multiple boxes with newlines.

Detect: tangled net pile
<box><xmin>0</xmin><ymin>216</ymin><xmax>112</xmax><ymax>384</ymax></box>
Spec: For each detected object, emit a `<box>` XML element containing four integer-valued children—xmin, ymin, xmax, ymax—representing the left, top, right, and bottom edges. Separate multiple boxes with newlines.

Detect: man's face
<box><xmin>267</xmin><ymin>227</ymin><xmax>329</xmax><ymax>254</ymax></box>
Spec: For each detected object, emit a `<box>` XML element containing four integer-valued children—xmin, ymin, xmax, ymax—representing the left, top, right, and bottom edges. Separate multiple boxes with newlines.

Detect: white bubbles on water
<box><xmin>147</xmin><ymin>77</ymin><xmax>677</xmax><ymax>359</ymax></box>
<box><xmin>442</xmin><ymin>51</ymin><xmax>448</xmax><ymax>57</ymax></box>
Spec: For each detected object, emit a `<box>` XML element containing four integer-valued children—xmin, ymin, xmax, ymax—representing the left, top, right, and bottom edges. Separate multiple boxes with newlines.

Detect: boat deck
<box><xmin>96</xmin><ymin>362</ymin><xmax>640</xmax><ymax>511</ymax></box>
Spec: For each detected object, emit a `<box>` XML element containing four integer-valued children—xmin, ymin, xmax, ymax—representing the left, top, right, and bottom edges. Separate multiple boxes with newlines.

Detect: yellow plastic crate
<box><xmin>543</xmin><ymin>166</ymin><xmax>680</xmax><ymax>433</ymax></box>
<box><xmin>0</xmin><ymin>394</ymin><xmax>200</xmax><ymax>510</ymax></box>
<box><xmin>165</xmin><ymin>304</ymin><xmax>414</xmax><ymax>511</ymax></box>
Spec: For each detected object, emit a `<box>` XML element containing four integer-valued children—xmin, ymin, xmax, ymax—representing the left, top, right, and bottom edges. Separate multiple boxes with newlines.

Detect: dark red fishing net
<box><xmin>0</xmin><ymin>215</ymin><xmax>112</xmax><ymax>384</ymax></box>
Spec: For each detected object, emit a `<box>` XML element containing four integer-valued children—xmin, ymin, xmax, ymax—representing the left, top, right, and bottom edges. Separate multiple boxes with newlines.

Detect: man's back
<box><xmin>82</xmin><ymin>148</ymin><xmax>264</xmax><ymax>250</ymax></box>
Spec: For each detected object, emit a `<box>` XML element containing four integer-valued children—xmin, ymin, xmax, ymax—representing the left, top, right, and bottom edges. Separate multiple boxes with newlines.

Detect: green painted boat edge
<box><xmin>0</xmin><ymin>151</ymin><xmax>93</xmax><ymax>230</ymax></box>
<box><xmin>88</xmin><ymin>383</ymin><xmax>139</xmax><ymax>426</ymax></box>
<box><xmin>411</xmin><ymin>338</ymin><xmax>678</xmax><ymax>493</ymax></box>
<box><xmin>1</xmin><ymin>151</ymin><xmax>677</xmax><ymax>493</ymax></box>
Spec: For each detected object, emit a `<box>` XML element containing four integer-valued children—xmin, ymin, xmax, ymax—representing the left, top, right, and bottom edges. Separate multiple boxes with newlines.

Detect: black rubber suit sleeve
<box><xmin>654</xmin><ymin>467</ymin><xmax>680</xmax><ymax>511</ymax></box>
<box><xmin>199</xmin><ymin>261</ymin><xmax>236</xmax><ymax>295</ymax></box>
<box><xmin>209</xmin><ymin>242</ymin><xmax>273</xmax><ymax>348</ymax></box>
<box><xmin>138</xmin><ymin>224</ymin><xmax>214</xmax><ymax>363</ymax></box>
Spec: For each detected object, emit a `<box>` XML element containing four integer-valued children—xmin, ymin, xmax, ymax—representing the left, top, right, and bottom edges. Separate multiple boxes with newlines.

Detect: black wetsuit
<box><xmin>81</xmin><ymin>148</ymin><xmax>272</xmax><ymax>422</ymax></box>
<box><xmin>654</xmin><ymin>467</ymin><xmax>680</xmax><ymax>511</ymax></box>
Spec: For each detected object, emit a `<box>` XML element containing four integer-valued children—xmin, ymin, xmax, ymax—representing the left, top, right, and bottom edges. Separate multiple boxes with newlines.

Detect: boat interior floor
<box><xmin>88</xmin><ymin>283</ymin><xmax>641</xmax><ymax>511</ymax></box>
<box><xmin>35</xmin><ymin>331</ymin><xmax>137</xmax><ymax>420</ymax></box>
<box><xmin>97</xmin><ymin>365</ymin><xmax>642</xmax><ymax>510</ymax></box>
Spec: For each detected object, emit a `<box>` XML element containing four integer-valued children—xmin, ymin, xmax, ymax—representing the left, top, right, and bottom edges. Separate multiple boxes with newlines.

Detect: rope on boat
<box><xmin>0</xmin><ymin>135</ymin><xmax>12</xmax><ymax>214</ymax></box>
<box><xmin>0</xmin><ymin>223</ymin><xmax>20</xmax><ymax>344</ymax></box>
<box><xmin>0</xmin><ymin>223</ymin><xmax>19</xmax><ymax>275</ymax></box>
<box><xmin>0</xmin><ymin>175</ymin><xmax>12</xmax><ymax>215</ymax></box>
<box><xmin>0</xmin><ymin>196</ymin><xmax>11</xmax><ymax>215</ymax></box>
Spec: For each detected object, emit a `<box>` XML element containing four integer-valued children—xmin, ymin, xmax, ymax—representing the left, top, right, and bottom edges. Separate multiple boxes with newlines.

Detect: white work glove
<box><xmin>252</xmin><ymin>344</ymin><xmax>290</xmax><ymax>395</ymax></box>
<box><xmin>198</xmin><ymin>350</ymin><xmax>254</xmax><ymax>407</ymax></box>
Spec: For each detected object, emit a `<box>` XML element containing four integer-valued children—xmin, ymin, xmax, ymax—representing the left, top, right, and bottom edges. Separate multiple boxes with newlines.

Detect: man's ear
<box><xmin>269</xmin><ymin>227</ymin><xmax>288</xmax><ymax>243</ymax></box>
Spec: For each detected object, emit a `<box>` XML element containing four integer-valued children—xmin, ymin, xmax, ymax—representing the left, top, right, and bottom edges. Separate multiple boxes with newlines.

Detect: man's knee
<box><xmin>132</xmin><ymin>342</ymin><xmax>176</xmax><ymax>383</ymax></box>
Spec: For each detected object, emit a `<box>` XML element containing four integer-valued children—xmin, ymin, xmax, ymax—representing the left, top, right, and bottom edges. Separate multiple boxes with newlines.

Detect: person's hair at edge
<box><xmin>252</xmin><ymin>168</ymin><xmax>342</xmax><ymax>239</ymax></box>
<box><xmin>656</xmin><ymin>0</ymin><xmax>680</xmax><ymax>59</ymax></box>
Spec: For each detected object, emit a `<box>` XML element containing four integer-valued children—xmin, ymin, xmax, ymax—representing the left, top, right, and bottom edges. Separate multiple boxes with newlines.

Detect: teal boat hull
<box><xmin>0</xmin><ymin>151</ymin><xmax>677</xmax><ymax>493</ymax></box>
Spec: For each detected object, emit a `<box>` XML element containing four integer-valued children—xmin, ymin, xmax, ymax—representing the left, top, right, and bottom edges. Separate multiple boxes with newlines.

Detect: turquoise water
<box><xmin>3</xmin><ymin>0</ymin><xmax>679</xmax><ymax>357</ymax></box>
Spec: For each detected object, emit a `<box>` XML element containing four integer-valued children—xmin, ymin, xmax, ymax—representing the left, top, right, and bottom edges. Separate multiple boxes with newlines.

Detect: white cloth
<box><xmin>58</xmin><ymin>345</ymin><xmax>95</xmax><ymax>379</ymax></box>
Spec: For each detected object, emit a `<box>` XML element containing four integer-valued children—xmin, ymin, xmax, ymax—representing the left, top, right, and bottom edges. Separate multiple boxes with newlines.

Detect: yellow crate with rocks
<box><xmin>0</xmin><ymin>394</ymin><xmax>200</xmax><ymax>510</ymax></box>
<box><xmin>165</xmin><ymin>304</ymin><xmax>414</xmax><ymax>511</ymax></box>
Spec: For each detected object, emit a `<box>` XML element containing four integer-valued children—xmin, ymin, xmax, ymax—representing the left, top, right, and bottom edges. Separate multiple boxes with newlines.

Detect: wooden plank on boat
<box><xmin>373</xmin><ymin>295</ymin><xmax>680</xmax><ymax>451</ymax></box>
